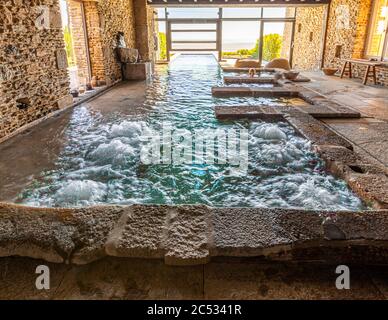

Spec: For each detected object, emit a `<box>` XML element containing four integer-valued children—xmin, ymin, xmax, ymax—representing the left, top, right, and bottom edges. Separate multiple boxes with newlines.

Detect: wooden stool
<box><xmin>363</xmin><ymin>65</ymin><xmax>377</xmax><ymax>85</ymax></box>
<box><xmin>340</xmin><ymin>61</ymin><xmax>352</xmax><ymax>79</ymax></box>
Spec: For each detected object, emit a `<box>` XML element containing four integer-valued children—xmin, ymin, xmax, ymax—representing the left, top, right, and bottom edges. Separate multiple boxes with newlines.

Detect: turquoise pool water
<box><xmin>19</xmin><ymin>55</ymin><xmax>364</xmax><ymax>210</ymax></box>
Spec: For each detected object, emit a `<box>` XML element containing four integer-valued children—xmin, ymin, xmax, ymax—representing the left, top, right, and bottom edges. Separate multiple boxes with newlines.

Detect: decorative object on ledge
<box><xmin>322</xmin><ymin>67</ymin><xmax>338</xmax><ymax>76</ymax></box>
<box><xmin>91</xmin><ymin>76</ymin><xmax>98</xmax><ymax>87</ymax></box>
<box><xmin>116</xmin><ymin>48</ymin><xmax>139</xmax><ymax>64</ymax></box>
<box><xmin>235</xmin><ymin>59</ymin><xmax>260</xmax><ymax>68</ymax></box>
<box><xmin>70</xmin><ymin>89</ymin><xmax>79</xmax><ymax>98</ymax></box>
<box><xmin>248</xmin><ymin>68</ymin><xmax>256</xmax><ymax>78</ymax></box>
<box><xmin>284</xmin><ymin>71</ymin><xmax>300</xmax><ymax>81</ymax></box>
<box><xmin>265</xmin><ymin>58</ymin><xmax>291</xmax><ymax>71</ymax></box>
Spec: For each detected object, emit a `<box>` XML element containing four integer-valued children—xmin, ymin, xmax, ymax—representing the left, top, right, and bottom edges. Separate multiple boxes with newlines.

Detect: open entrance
<box><xmin>153</xmin><ymin>4</ymin><xmax>328</xmax><ymax>70</ymax></box>
<box><xmin>154</xmin><ymin>7</ymin><xmax>296</xmax><ymax>66</ymax></box>
<box><xmin>59</xmin><ymin>0</ymin><xmax>91</xmax><ymax>94</ymax></box>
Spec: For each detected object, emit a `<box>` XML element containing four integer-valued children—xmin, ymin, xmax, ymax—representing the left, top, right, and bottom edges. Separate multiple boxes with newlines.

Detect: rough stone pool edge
<box><xmin>1</xmin><ymin>202</ymin><xmax>388</xmax><ymax>267</ymax></box>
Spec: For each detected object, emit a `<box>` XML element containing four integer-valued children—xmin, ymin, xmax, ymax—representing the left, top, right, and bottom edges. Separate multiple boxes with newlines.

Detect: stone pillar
<box><xmin>133</xmin><ymin>0</ymin><xmax>156</xmax><ymax>63</ymax></box>
<box><xmin>83</xmin><ymin>1</ymin><xmax>106</xmax><ymax>83</ymax></box>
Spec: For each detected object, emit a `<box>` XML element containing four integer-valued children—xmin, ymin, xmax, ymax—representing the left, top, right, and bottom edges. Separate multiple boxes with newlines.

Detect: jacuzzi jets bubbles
<box><xmin>18</xmin><ymin>55</ymin><xmax>365</xmax><ymax>210</ymax></box>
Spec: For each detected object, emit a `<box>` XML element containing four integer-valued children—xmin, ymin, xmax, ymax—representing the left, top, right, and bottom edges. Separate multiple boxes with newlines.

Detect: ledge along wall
<box><xmin>0</xmin><ymin>0</ymin><xmax>156</xmax><ymax>141</ymax></box>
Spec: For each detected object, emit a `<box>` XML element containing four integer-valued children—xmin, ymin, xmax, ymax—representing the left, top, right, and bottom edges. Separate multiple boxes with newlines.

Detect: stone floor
<box><xmin>0</xmin><ymin>257</ymin><xmax>387</xmax><ymax>300</ymax></box>
<box><xmin>301</xmin><ymin>72</ymin><xmax>388</xmax><ymax>168</ymax></box>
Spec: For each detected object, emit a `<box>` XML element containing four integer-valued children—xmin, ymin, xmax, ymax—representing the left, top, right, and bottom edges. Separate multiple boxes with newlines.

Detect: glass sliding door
<box><xmin>169</xmin><ymin>21</ymin><xmax>218</xmax><ymax>53</ymax></box>
<box><xmin>222</xmin><ymin>21</ymin><xmax>261</xmax><ymax>59</ymax></box>
<box><xmin>261</xmin><ymin>21</ymin><xmax>294</xmax><ymax>65</ymax></box>
<box><xmin>367</xmin><ymin>0</ymin><xmax>388</xmax><ymax>60</ymax></box>
<box><xmin>153</xmin><ymin>6</ymin><xmax>297</xmax><ymax>63</ymax></box>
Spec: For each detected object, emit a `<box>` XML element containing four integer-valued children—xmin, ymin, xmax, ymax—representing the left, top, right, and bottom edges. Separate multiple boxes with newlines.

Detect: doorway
<box><xmin>59</xmin><ymin>0</ymin><xmax>91</xmax><ymax>92</ymax></box>
<box><xmin>260</xmin><ymin>21</ymin><xmax>295</xmax><ymax>65</ymax></box>
<box><xmin>155</xmin><ymin>7</ymin><xmax>296</xmax><ymax>66</ymax></box>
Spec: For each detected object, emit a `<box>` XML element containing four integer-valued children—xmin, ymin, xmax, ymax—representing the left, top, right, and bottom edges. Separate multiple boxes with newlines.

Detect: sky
<box><xmin>59</xmin><ymin>0</ymin><xmax>69</xmax><ymax>28</ymax></box>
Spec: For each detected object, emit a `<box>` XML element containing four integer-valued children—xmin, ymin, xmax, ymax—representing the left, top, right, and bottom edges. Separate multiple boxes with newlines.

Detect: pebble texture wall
<box><xmin>0</xmin><ymin>0</ymin><xmax>72</xmax><ymax>140</ymax></box>
<box><xmin>95</xmin><ymin>0</ymin><xmax>137</xmax><ymax>84</ymax></box>
<box><xmin>0</xmin><ymin>0</ymin><xmax>155</xmax><ymax>141</ymax></box>
<box><xmin>134</xmin><ymin>0</ymin><xmax>156</xmax><ymax>62</ymax></box>
<box><xmin>293</xmin><ymin>6</ymin><xmax>326</xmax><ymax>71</ymax></box>
<box><xmin>324</xmin><ymin>0</ymin><xmax>388</xmax><ymax>86</ymax></box>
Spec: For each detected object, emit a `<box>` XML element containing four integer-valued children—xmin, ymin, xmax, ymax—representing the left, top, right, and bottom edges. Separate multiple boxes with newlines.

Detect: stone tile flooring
<box><xmin>301</xmin><ymin>72</ymin><xmax>388</xmax><ymax>168</ymax></box>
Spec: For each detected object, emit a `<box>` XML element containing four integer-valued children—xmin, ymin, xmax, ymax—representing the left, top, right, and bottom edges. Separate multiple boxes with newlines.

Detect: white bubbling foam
<box><xmin>89</xmin><ymin>139</ymin><xmax>136</xmax><ymax>166</ymax></box>
<box><xmin>55</xmin><ymin>180</ymin><xmax>107</xmax><ymax>205</ymax></box>
<box><xmin>109</xmin><ymin>121</ymin><xmax>151</xmax><ymax>139</ymax></box>
<box><xmin>252</xmin><ymin>124</ymin><xmax>287</xmax><ymax>141</ymax></box>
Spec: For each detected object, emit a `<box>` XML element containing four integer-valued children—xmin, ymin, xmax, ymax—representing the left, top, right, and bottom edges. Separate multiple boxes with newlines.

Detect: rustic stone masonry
<box><xmin>69</xmin><ymin>0</ymin><xmax>154</xmax><ymax>85</ymax></box>
<box><xmin>0</xmin><ymin>0</ymin><xmax>72</xmax><ymax>140</ymax></box>
<box><xmin>134</xmin><ymin>0</ymin><xmax>156</xmax><ymax>62</ymax></box>
<box><xmin>69</xmin><ymin>0</ymin><xmax>153</xmax><ymax>84</ymax></box>
<box><xmin>1</xmin><ymin>203</ymin><xmax>388</xmax><ymax>267</ymax></box>
<box><xmin>292</xmin><ymin>6</ymin><xmax>326</xmax><ymax>71</ymax></box>
<box><xmin>323</xmin><ymin>0</ymin><xmax>388</xmax><ymax>86</ymax></box>
<box><xmin>0</xmin><ymin>0</ymin><xmax>156</xmax><ymax>141</ymax></box>
<box><xmin>83</xmin><ymin>1</ymin><xmax>109</xmax><ymax>83</ymax></box>
<box><xmin>95</xmin><ymin>0</ymin><xmax>137</xmax><ymax>84</ymax></box>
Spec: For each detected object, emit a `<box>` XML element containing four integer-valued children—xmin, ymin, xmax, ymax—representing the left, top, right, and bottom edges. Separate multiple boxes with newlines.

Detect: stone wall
<box><xmin>80</xmin><ymin>0</ymin><xmax>150</xmax><ymax>84</ymax></box>
<box><xmin>323</xmin><ymin>0</ymin><xmax>388</xmax><ymax>86</ymax></box>
<box><xmin>96</xmin><ymin>0</ymin><xmax>137</xmax><ymax>84</ymax></box>
<box><xmin>0</xmin><ymin>0</ymin><xmax>156</xmax><ymax>141</ymax></box>
<box><xmin>83</xmin><ymin>1</ymin><xmax>107</xmax><ymax>82</ymax></box>
<box><xmin>324</xmin><ymin>0</ymin><xmax>371</xmax><ymax>68</ymax></box>
<box><xmin>0</xmin><ymin>0</ymin><xmax>72</xmax><ymax>140</ymax></box>
<box><xmin>292</xmin><ymin>6</ymin><xmax>326</xmax><ymax>71</ymax></box>
<box><xmin>134</xmin><ymin>0</ymin><xmax>156</xmax><ymax>62</ymax></box>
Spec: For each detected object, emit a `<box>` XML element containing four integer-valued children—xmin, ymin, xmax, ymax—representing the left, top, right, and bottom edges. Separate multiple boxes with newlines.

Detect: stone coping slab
<box><xmin>212</xmin><ymin>86</ymin><xmax>301</xmax><ymax>97</ymax></box>
<box><xmin>223</xmin><ymin>75</ymin><xmax>311</xmax><ymax>84</ymax></box>
<box><xmin>214</xmin><ymin>105</ymin><xmax>284</xmax><ymax>121</ymax></box>
<box><xmin>212</xmin><ymin>83</ymin><xmax>361</xmax><ymax>119</ymax></box>
<box><xmin>1</xmin><ymin>203</ymin><xmax>388</xmax><ymax>267</ymax></box>
<box><xmin>224</xmin><ymin>76</ymin><xmax>277</xmax><ymax>84</ymax></box>
<box><xmin>221</xmin><ymin>67</ymin><xmax>278</xmax><ymax>73</ymax></box>
<box><xmin>283</xmin><ymin>111</ymin><xmax>354</xmax><ymax>150</ymax></box>
<box><xmin>214</xmin><ymin>104</ymin><xmax>360</xmax><ymax>120</ymax></box>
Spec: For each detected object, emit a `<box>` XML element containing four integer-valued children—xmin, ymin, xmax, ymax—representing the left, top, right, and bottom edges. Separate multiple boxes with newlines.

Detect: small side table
<box><xmin>340</xmin><ymin>59</ymin><xmax>381</xmax><ymax>85</ymax></box>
